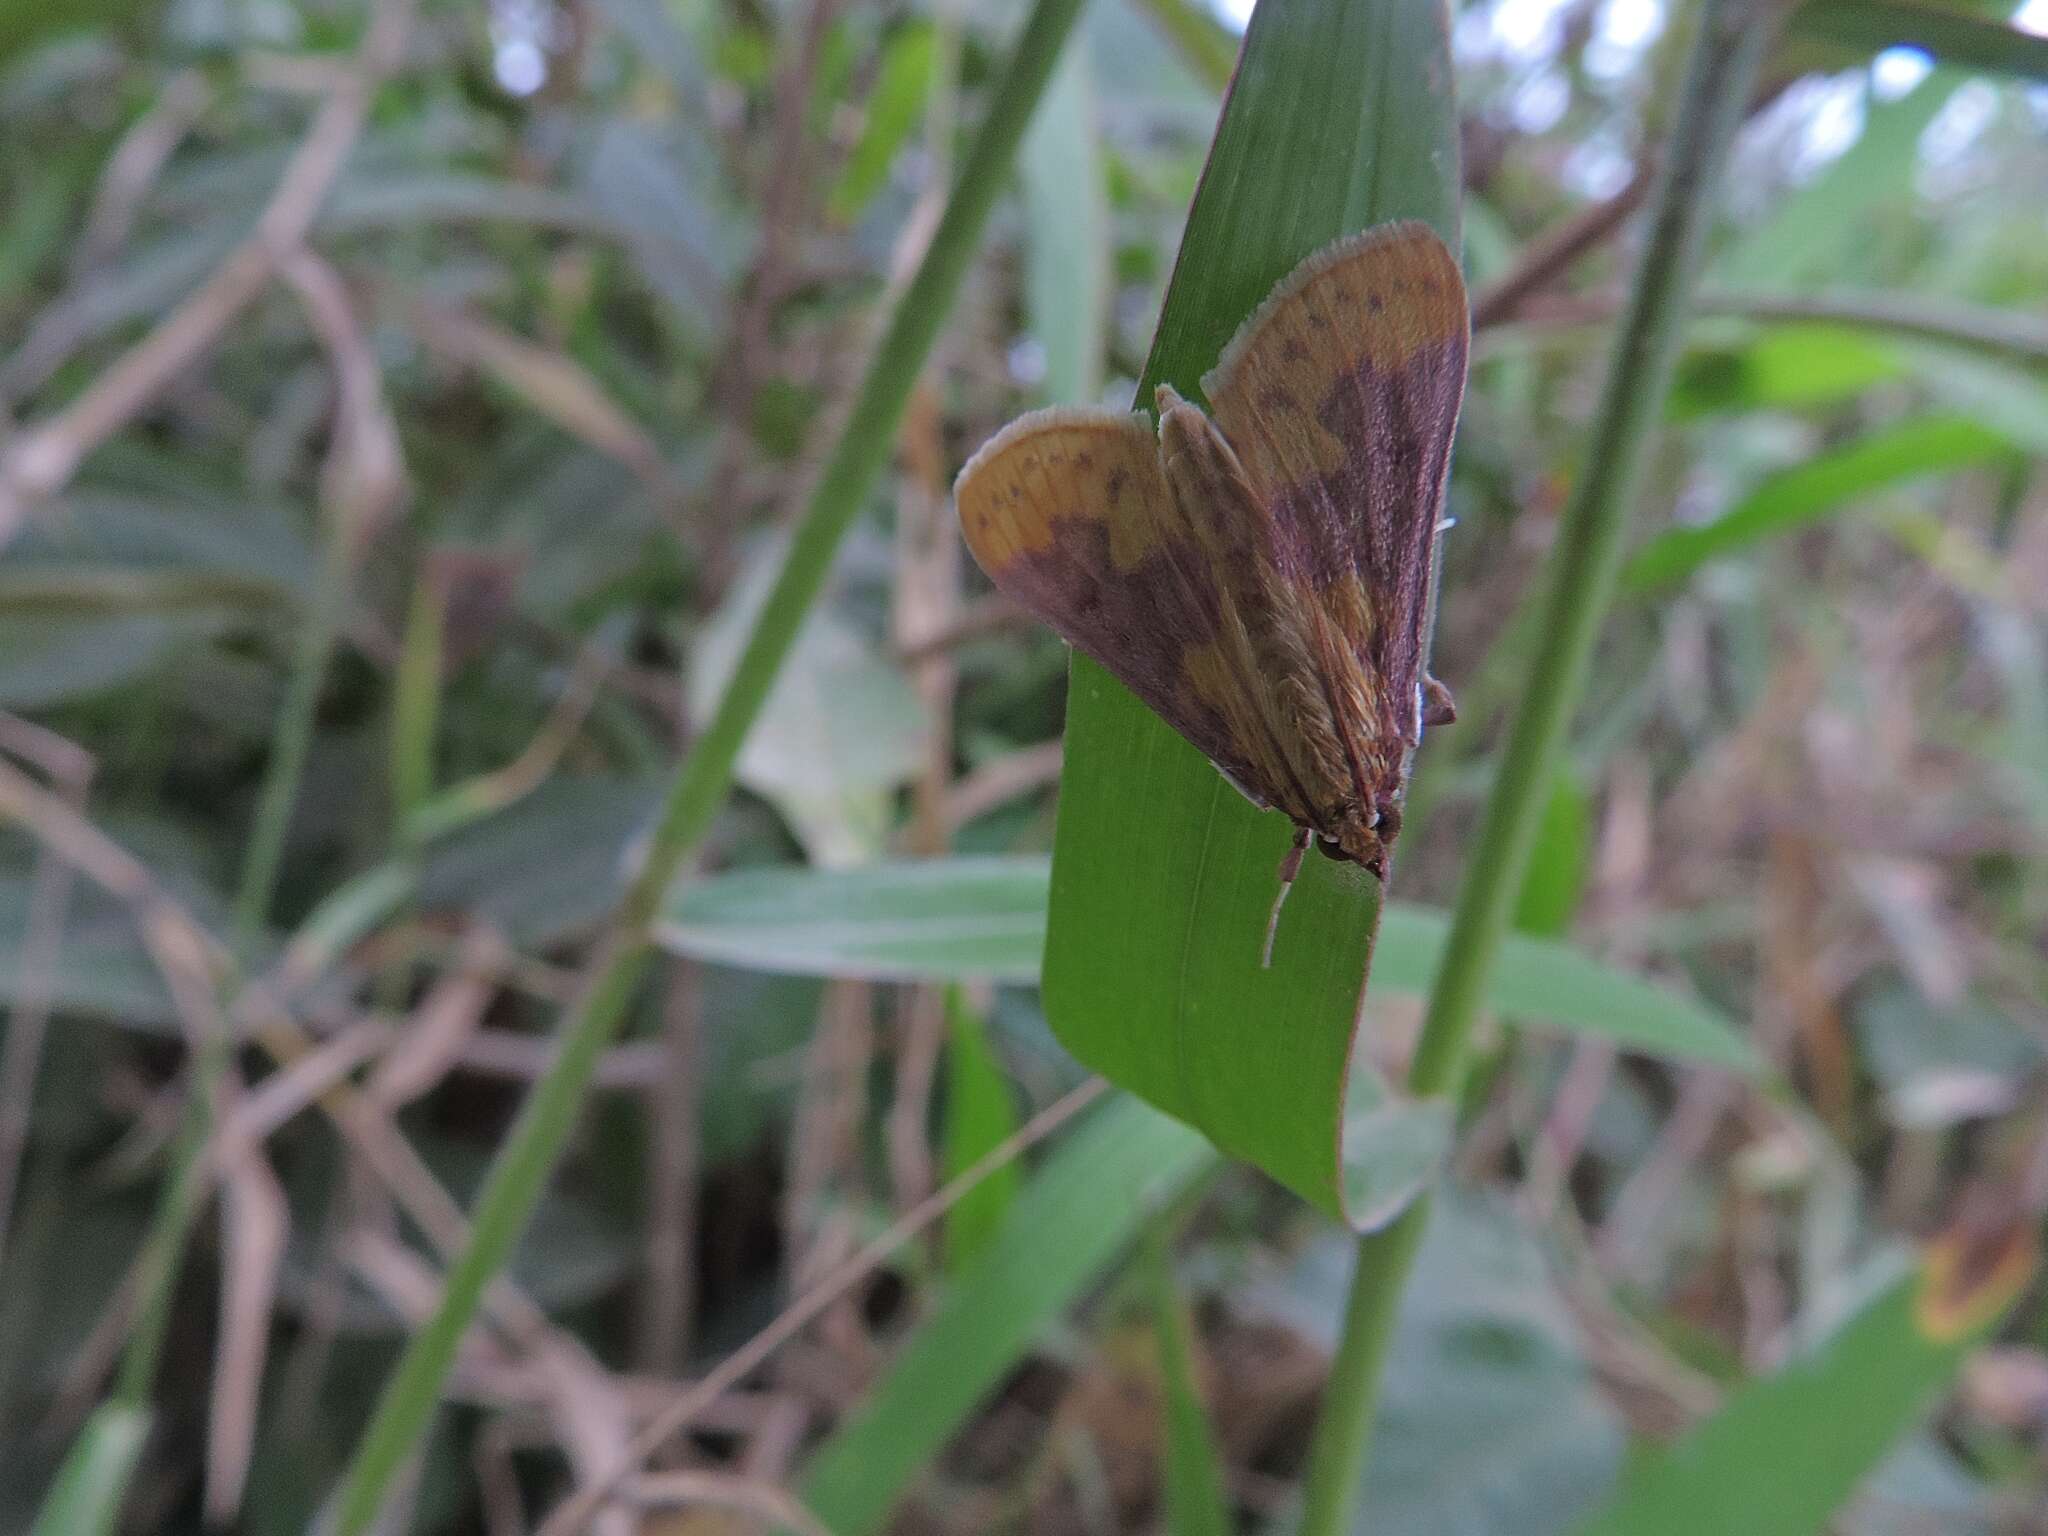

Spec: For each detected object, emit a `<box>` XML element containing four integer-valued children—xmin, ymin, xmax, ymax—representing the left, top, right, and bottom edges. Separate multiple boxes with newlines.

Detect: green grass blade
<box><xmin>799</xmin><ymin>1094</ymin><xmax>1215</xmax><ymax>1535</ymax></box>
<box><xmin>828</xmin><ymin>20</ymin><xmax>938</xmax><ymax>224</ymax></box>
<box><xmin>1624</xmin><ymin>414</ymin><xmax>2017</xmax><ymax>590</ymax></box>
<box><xmin>940</xmin><ymin>989</ymin><xmax>1023</xmax><ymax>1271</ymax></box>
<box><xmin>234</xmin><ymin>516</ymin><xmax>354</xmax><ymax>950</ymax></box>
<box><xmin>389</xmin><ymin>570</ymin><xmax>444</xmax><ymax>846</ymax></box>
<box><xmin>1571</xmin><ymin>1242</ymin><xmax>2036</xmax><ymax>1536</ymax></box>
<box><xmin>1041</xmin><ymin>0</ymin><xmax>1462</xmax><ymax>1232</ymax></box>
<box><xmin>321</xmin><ymin>2</ymin><xmax>1091</xmax><ymax>1526</ymax></box>
<box><xmin>28</xmin><ymin>1405</ymin><xmax>152</xmax><ymax>1536</ymax></box>
<box><xmin>1151</xmin><ymin>1237</ymin><xmax>1233</xmax><ymax>1536</ymax></box>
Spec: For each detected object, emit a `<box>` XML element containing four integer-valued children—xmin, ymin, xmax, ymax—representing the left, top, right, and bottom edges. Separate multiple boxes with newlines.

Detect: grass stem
<box><xmin>323</xmin><ymin>2</ymin><xmax>1090</xmax><ymax>1526</ymax></box>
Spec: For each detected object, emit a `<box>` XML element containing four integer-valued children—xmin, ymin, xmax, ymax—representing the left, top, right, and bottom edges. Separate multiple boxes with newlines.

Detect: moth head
<box><xmin>1318</xmin><ymin>800</ymin><xmax>1401</xmax><ymax>880</ymax></box>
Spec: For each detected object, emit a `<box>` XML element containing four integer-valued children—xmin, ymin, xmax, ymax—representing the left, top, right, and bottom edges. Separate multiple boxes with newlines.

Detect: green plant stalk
<box><xmin>324</xmin><ymin>1</ymin><xmax>1090</xmax><ymax>1528</ymax></box>
<box><xmin>390</xmin><ymin>569</ymin><xmax>444</xmax><ymax>847</ymax></box>
<box><xmin>1293</xmin><ymin>2</ymin><xmax>1776</xmax><ymax>1531</ymax></box>
<box><xmin>111</xmin><ymin>1057</ymin><xmax>223</xmax><ymax>1408</ymax></box>
<box><xmin>375</xmin><ymin>571</ymin><xmax>444</xmax><ymax>1014</ymax></box>
<box><xmin>234</xmin><ymin>522</ymin><xmax>356</xmax><ymax>949</ymax></box>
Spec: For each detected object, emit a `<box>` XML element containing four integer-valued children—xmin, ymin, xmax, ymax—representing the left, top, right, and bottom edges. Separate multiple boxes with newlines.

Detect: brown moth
<box><xmin>955</xmin><ymin>220</ymin><xmax>1469</xmax><ymax>963</ymax></box>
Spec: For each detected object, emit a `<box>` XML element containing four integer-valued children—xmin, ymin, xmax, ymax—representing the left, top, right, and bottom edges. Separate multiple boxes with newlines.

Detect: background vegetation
<box><xmin>0</xmin><ymin>0</ymin><xmax>2045</xmax><ymax>1532</ymax></box>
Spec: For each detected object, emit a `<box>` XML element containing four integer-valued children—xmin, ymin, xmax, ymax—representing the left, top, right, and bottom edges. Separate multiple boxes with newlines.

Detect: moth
<box><xmin>955</xmin><ymin>220</ymin><xmax>1469</xmax><ymax>964</ymax></box>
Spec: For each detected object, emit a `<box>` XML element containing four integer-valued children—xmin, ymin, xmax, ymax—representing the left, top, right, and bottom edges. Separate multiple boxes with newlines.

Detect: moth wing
<box><xmin>1200</xmin><ymin>221</ymin><xmax>1469</xmax><ymax>770</ymax></box>
<box><xmin>955</xmin><ymin>407</ymin><xmax>1320</xmax><ymax>824</ymax></box>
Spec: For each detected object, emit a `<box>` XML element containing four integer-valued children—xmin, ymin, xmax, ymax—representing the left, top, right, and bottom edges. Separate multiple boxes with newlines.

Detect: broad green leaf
<box><xmin>1042</xmin><ymin>0</ymin><xmax>1463</xmax><ymax>1229</ymax></box>
<box><xmin>1152</xmin><ymin>1240</ymin><xmax>1233</xmax><ymax>1536</ymax></box>
<box><xmin>1428</xmin><ymin>911</ymin><xmax>1761</xmax><ymax>1074</ymax></box>
<box><xmin>1021</xmin><ymin>35</ymin><xmax>1108</xmax><ymax>406</ymax></box>
<box><xmin>799</xmin><ymin>1093</ymin><xmax>1215</xmax><ymax>1535</ymax></box>
<box><xmin>1623</xmin><ymin>415</ymin><xmax>2014</xmax><ymax>590</ymax></box>
<box><xmin>1570</xmin><ymin>1238</ymin><xmax>2037</xmax><ymax>1536</ymax></box>
<box><xmin>941</xmin><ymin>989</ymin><xmax>1023</xmax><ymax>1270</ymax></box>
<box><xmin>29</xmin><ymin>1404</ymin><xmax>150</xmax><ymax>1536</ymax></box>
<box><xmin>658</xmin><ymin>856</ymin><xmax>1046</xmax><ymax>982</ymax></box>
<box><xmin>654</xmin><ymin>859</ymin><xmax>1764</xmax><ymax>1075</ymax></box>
<box><xmin>0</xmin><ymin>486</ymin><xmax>316</xmax><ymax>705</ymax></box>
<box><xmin>1789</xmin><ymin>0</ymin><xmax>2048</xmax><ymax>83</ymax></box>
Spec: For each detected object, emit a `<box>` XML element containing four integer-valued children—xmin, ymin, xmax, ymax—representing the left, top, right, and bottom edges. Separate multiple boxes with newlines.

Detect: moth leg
<box><xmin>1421</xmin><ymin>674</ymin><xmax>1457</xmax><ymax>729</ymax></box>
<box><xmin>1262</xmin><ymin>825</ymin><xmax>1314</xmax><ymax>969</ymax></box>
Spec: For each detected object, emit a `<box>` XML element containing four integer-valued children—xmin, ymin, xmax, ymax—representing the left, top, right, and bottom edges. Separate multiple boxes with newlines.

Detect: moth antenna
<box><xmin>1262</xmin><ymin>827</ymin><xmax>1313</xmax><ymax>968</ymax></box>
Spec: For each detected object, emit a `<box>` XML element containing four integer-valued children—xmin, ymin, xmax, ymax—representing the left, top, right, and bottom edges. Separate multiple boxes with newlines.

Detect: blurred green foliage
<box><xmin>0</xmin><ymin>0</ymin><xmax>2045</xmax><ymax>1532</ymax></box>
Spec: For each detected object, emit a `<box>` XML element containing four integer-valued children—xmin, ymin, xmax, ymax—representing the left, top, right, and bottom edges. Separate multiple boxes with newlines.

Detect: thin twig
<box><xmin>944</xmin><ymin>740</ymin><xmax>1064</xmax><ymax>836</ymax></box>
<box><xmin>894</xmin><ymin>590</ymin><xmax>1031</xmax><ymax>663</ymax></box>
<box><xmin>888</xmin><ymin>378</ymin><xmax>959</xmax><ymax>1209</ymax></box>
<box><xmin>637</xmin><ymin>961</ymin><xmax>703</xmax><ymax>1373</ymax></box>
<box><xmin>1484</xmin><ymin>287</ymin><xmax>2048</xmax><ymax>366</ymax></box>
<box><xmin>1468</xmin><ymin>166</ymin><xmax>1654</xmax><ymax>332</ymax></box>
<box><xmin>534</xmin><ymin>1077</ymin><xmax>1110</xmax><ymax>1536</ymax></box>
<box><xmin>74</xmin><ymin>69</ymin><xmax>214</xmax><ymax>274</ymax></box>
<box><xmin>206</xmin><ymin>1123</ymin><xmax>289</xmax><ymax>1522</ymax></box>
<box><xmin>698</xmin><ymin>0</ymin><xmax>847</xmax><ymax>588</ymax></box>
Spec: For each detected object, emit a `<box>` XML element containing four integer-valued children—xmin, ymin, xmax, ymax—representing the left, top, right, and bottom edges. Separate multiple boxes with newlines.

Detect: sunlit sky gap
<box><xmin>1201</xmin><ymin>0</ymin><xmax>2044</xmax><ymax>191</ymax></box>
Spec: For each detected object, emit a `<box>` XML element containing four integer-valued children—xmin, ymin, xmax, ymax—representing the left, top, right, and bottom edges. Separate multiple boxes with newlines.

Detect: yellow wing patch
<box><xmin>1203</xmin><ymin>220</ymin><xmax>1469</xmax><ymax>496</ymax></box>
<box><xmin>955</xmin><ymin>407</ymin><xmax>1169</xmax><ymax>576</ymax></box>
